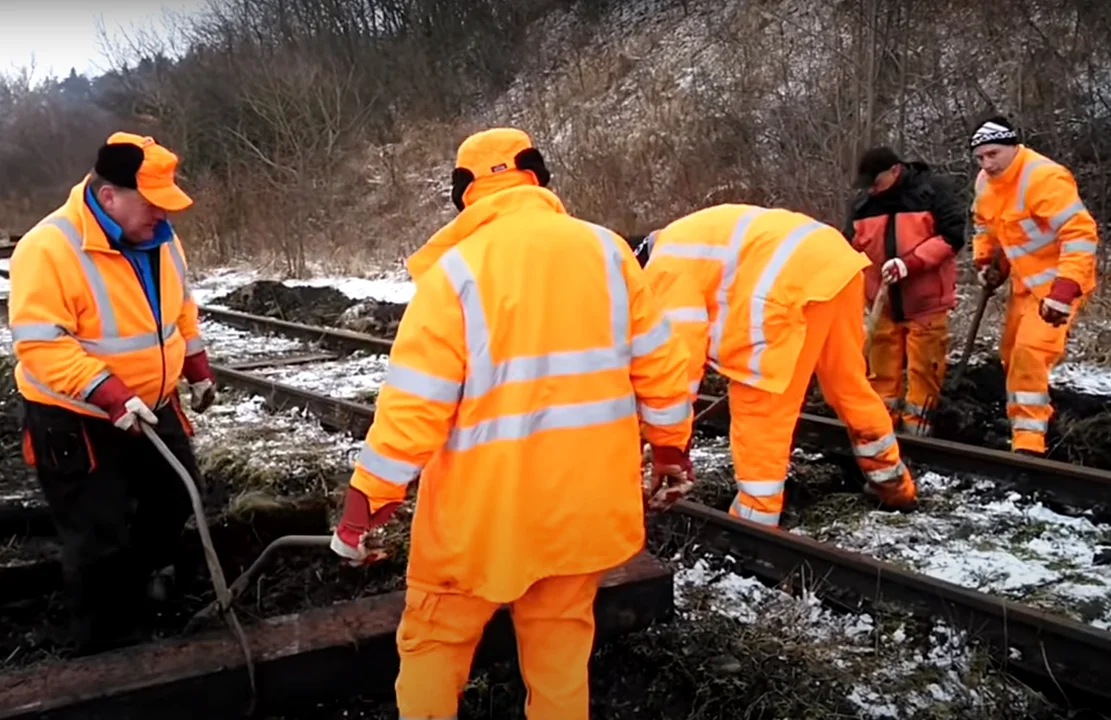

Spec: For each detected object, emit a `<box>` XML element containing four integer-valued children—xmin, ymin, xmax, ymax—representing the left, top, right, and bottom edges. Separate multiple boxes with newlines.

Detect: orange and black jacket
<box><xmin>843</xmin><ymin>162</ymin><xmax>966</xmax><ymax>322</ymax></box>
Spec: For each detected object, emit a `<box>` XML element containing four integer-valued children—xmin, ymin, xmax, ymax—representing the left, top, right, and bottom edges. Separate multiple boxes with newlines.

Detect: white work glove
<box><xmin>115</xmin><ymin>396</ymin><xmax>159</xmax><ymax>433</ymax></box>
<box><xmin>1039</xmin><ymin>297</ymin><xmax>1072</xmax><ymax>326</ymax></box>
<box><xmin>881</xmin><ymin>258</ymin><xmax>908</xmax><ymax>284</ymax></box>
<box><xmin>188</xmin><ymin>378</ymin><xmax>216</xmax><ymax>413</ymax></box>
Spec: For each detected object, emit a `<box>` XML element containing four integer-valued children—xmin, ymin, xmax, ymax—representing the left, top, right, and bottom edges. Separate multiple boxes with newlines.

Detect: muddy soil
<box><xmin>0</xmin><ymin>500</ymin><xmax>412</xmax><ymax>671</ymax></box>
<box><xmin>211</xmin><ymin>281</ymin><xmax>358</xmax><ymax>328</ymax></box>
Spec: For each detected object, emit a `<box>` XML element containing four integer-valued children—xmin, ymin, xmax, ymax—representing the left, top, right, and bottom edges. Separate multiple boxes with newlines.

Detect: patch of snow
<box><xmin>250</xmin><ymin>353</ymin><xmax>390</xmax><ymax>401</ymax></box>
<box><xmin>1050</xmin><ymin>361</ymin><xmax>1111</xmax><ymax>395</ymax></box>
<box><xmin>187</xmin><ymin>393</ymin><xmax>360</xmax><ymax>479</ymax></box>
<box><xmin>200</xmin><ymin>319</ymin><xmax>310</xmax><ymax>364</ymax></box>
<box><xmin>674</xmin><ymin>556</ymin><xmax>1030</xmax><ymax>718</ymax></box>
<box><xmin>285</xmin><ymin>271</ymin><xmax>415</xmax><ymax>304</ymax></box>
<box><xmin>191</xmin><ymin>268</ymin><xmax>262</xmax><ymax>305</ymax></box>
<box><xmin>792</xmin><ymin>471</ymin><xmax>1111</xmax><ymax>629</ymax></box>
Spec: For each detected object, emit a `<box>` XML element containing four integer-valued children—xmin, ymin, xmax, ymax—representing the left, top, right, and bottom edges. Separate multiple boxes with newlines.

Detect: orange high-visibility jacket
<box><xmin>645</xmin><ymin>204</ymin><xmax>871</xmax><ymax>396</ymax></box>
<box><xmin>9</xmin><ymin>179</ymin><xmax>204</xmax><ymax>418</ymax></box>
<box><xmin>972</xmin><ymin>145</ymin><xmax>1100</xmax><ymax>298</ymax></box>
<box><xmin>351</xmin><ymin>184</ymin><xmax>693</xmax><ymax>603</ymax></box>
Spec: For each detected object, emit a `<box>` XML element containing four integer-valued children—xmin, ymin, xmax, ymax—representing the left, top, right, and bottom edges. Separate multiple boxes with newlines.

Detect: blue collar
<box><xmin>84</xmin><ymin>184</ymin><xmax>174</xmax><ymax>251</ymax></box>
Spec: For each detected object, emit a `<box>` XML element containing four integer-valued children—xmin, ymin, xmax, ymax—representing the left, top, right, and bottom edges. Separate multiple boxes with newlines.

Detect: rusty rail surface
<box><xmin>0</xmin><ymin>551</ymin><xmax>673</xmax><ymax>719</ymax></box>
<box><xmin>191</xmin><ymin>308</ymin><xmax>1111</xmax><ymax>513</ymax></box>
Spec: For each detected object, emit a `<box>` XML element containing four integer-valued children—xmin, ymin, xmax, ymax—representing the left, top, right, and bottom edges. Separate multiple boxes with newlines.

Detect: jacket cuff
<box><xmin>1048</xmin><ymin>278</ymin><xmax>1082</xmax><ymax>305</ymax></box>
<box><xmin>900</xmin><ymin>251</ymin><xmax>927</xmax><ymax>275</ymax></box>
<box><xmin>652</xmin><ymin>444</ymin><xmax>690</xmax><ymax>466</ymax></box>
<box><xmin>87</xmin><ymin>374</ymin><xmax>133</xmax><ymax>418</ymax></box>
<box><xmin>182</xmin><ymin>350</ymin><xmax>215</xmax><ymax>384</ymax></box>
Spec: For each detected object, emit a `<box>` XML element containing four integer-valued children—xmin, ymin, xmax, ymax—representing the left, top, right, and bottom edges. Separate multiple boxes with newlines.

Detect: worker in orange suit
<box><xmin>8</xmin><ymin>132</ymin><xmax>216</xmax><ymax>654</ymax></box>
<box><xmin>627</xmin><ymin>204</ymin><xmax>918</xmax><ymax>527</ymax></box>
<box><xmin>970</xmin><ymin>115</ymin><xmax>1100</xmax><ymax>456</ymax></box>
<box><xmin>329</xmin><ymin>127</ymin><xmax>695</xmax><ymax>720</ymax></box>
<box><xmin>843</xmin><ymin>147</ymin><xmax>967</xmax><ymax>435</ymax></box>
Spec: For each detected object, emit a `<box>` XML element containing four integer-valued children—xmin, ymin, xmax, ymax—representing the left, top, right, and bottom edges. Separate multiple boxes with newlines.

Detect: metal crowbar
<box><xmin>141</xmin><ymin>422</ymin><xmax>258</xmax><ymax>715</ymax></box>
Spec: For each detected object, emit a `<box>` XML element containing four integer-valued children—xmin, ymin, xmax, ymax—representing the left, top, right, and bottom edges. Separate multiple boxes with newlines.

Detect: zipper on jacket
<box><xmin>122</xmin><ymin>249</ymin><xmax>168</xmax><ymax>411</ymax></box>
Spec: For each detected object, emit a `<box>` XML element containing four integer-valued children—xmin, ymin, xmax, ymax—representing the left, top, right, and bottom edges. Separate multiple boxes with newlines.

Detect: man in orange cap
<box><xmin>8</xmin><ymin>131</ymin><xmax>215</xmax><ymax>653</ymax></box>
<box><xmin>332</xmin><ymin>127</ymin><xmax>694</xmax><ymax>719</ymax></box>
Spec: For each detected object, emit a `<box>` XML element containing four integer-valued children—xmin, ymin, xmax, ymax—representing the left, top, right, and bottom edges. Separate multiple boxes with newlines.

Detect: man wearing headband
<box><xmin>7</xmin><ymin>132</ymin><xmax>214</xmax><ymax>653</ymax></box>
<box><xmin>969</xmin><ymin>114</ymin><xmax>1100</xmax><ymax>456</ymax></box>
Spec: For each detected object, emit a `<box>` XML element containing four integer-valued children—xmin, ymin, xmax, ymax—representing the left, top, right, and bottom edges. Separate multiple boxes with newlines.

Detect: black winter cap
<box><xmin>855</xmin><ymin>146</ymin><xmax>902</xmax><ymax>188</ymax></box>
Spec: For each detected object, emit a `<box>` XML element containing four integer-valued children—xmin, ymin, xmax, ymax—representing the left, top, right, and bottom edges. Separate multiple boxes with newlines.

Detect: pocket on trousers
<box><xmin>40</xmin><ymin>425</ymin><xmax>95</xmax><ymax>476</ymax></box>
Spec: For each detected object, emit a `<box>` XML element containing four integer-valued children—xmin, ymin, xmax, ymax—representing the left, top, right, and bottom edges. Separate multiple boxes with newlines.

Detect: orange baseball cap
<box><xmin>94</xmin><ymin>132</ymin><xmax>193</xmax><ymax>211</ymax></box>
<box><xmin>451</xmin><ymin>128</ymin><xmax>551</xmax><ymax>210</ymax></box>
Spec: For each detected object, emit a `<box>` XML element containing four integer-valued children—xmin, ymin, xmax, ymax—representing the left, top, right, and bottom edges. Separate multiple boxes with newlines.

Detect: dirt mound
<box><xmin>211</xmin><ymin>281</ymin><xmax>357</xmax><ymax>327</ymax></box>
<box><xmin>336</xmin><ymin>299</ymin><xmax>408</xmax><ymax>339</ymax></box>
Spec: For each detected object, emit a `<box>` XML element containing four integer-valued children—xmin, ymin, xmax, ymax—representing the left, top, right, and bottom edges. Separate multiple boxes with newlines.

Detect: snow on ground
<box><xmin>200</xmin><ymin>319</ymin><xmax>310</xmax><ymax>365</ymax></box>
<box><xmin>186</xmin><ymin>393</ymin><xmax>360</xmax><ymax>482</ymax></box>
<box><xmin>690</xmin><ymin>440</ymin><xmax>1111</xmax><ymax>631</ymax></box>
<box><xmin>790</xmin><ymin>466</ymin><xmax>1111</xmax><ymax>631</ymax></box>
<box><xmin>674</xmin><ymin>556</ymin><xmax>1033</xmax><ymax>718</ymax></box>
<box><xmin>191</xmin><ymin>266</ymin><xmax>415</xmax><ymax>307</ymax></box>
<box><xmin>250</xmin><ymin>353</ymin><xmax>390</xmax><ymax>402</ymax></box>
<box><xmin>1050</xmin><ymin>361</ymin><xmax>1111</xmax><ymax>395</ymax></box>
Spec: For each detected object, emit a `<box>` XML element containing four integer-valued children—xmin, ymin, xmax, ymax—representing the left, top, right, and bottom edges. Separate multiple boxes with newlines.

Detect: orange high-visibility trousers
<box><xmin>867</xmin><ymin>310</ymin><xmax>949</xmax><ymax>435</ymax></box>
<box><xmin>999</xmin><ymin>291</ymin><xmax>1080</xmax><ymax>454</ymax></box>
<box><xmin>727</xmin><ymin>273</ymin><xmax>917</xmax><ymax>526</ymax></box>
<box><xmin>394</xmin><ymin>571</ymin><xmax>606</xmax><ymax>720</ymax></box>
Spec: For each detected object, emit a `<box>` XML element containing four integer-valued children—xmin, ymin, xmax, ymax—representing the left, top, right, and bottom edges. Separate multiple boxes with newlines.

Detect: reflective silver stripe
<box><xmin>903</xmin><ymin>401</ymin><xmax>926</xmax><ymax>418</ymax></box>
<box><xmin>78</xmin><ymin>322</ymin><xmax>178</xmax><ymax>355</ymax></box>
<box><xmin>1062</xmin><ymin>239</ymin><xmax>1098</xmax><ymax>254</ymax></box>
<box><xmin>736</xmin><ymin>479</ymin><xmax>786</xmax><ymax>497</ymax></box>
<box><xmin>973</xmin><ymin>224</ymin><xmax>987</xmax><ymax>235</ymax></box>
<box><xmin>665</xmin><ymin>306</ymin><xmax>709</xmax><ymax>323</ymax></box>
<box><xmin>730</xmin><ymin>496</ymin><xmax>780</xmax><ymax>526</ymax></box>
<box><xmin>22</xmin><ymin>367</ymin><xmax>109</xmax><ymax>417</ymax></box>
<box><xmin>1012</xmin><ymin>417</ymin><xmax>1048</xmax><ymax>432</ymax></box>
<box><xmin>866</xmin><ymin>461</ymin><xmax>906</xmax><ymax>484</ymax></box>
<box><xmin>649</xmin><ymin>244</ymin><xmax>734</xmax><ymax>262</ymax></box>
<box><xmin>81</xmin><ymin>369</ymin><xmax>112</xmax><ymax>400</ymax></box>
<box><xmin>185</xmin><ymin>336</ymin><xmax>206</xmax><ymax>355</ymax></box>
<box><xmin>383</xmin><ymin>363</ymin><xmax>462</xmax><ymax>403</ymax></box>
<box><xmin>431</xmin><ymin>223</ymin><xmax>677</xmax><ymax>451</ymax></box>
<box><xmin>1021</xmin><ymin>267</ymin><xmax>1057</xmax><ymax>289</ymax></box>
<box><xmin>747</xmin><ymin>220</ymin><xmax>824</xmax><ymax>380</ymax></box>
<box><xmin>439</xmin><ymin>226</ymin><xmax>635</xmax><ymax>400</ymax></box>
<box><xmin>1008</xmin><ymin>391</ymin><xmax>1050</xmax><ymax>405</ymax></box>
<box><xmin>639</xmin><ymin>399</ymin><xmax>691</xmax><ymax>426</ymax></box>
<box><xmin>632</xmin><ymin>318</ymin><xmax>670</xmax><ymax>358</ymax></box>
<box><xmin>446</xmin><ymin>395</ymin><xmax>637</xmax><ymax>452</ymax></box>
<box><xmin>709</xmin><ymin>209</ymin><xmax>764</xmax><ymax>363</ymax></box>
<box><xmin>44</xmin><ymin>217</ymin><xmax>118</xmax><ymax>337</ymax></box>
<box><xmin>167</xmin><ymin>240</ymin><xmax>192</xmax><ymax>303</ymax></box>
<box><xmin>10</xmin><ymin>323</ymin><xmax>66</xmax><ymax>342</ymax></box>
<box><xmin>1015</xmin><ymin>158</ymin><xmax>1050</xmax><ymax>213</ymax></box>
<box><xmin>357</xmin><ymin>444</ymin><xmax>421</xmax><ymax>485</ymax></box>
<box><xmin>853</xmin><ymin>433</ymin><xmax>896</xmax><ymax>458</ymax></box>
<box><xmin>37</xmin><ymin>216</ymin><xmax>193</xmax><ymax>356</ymax></box>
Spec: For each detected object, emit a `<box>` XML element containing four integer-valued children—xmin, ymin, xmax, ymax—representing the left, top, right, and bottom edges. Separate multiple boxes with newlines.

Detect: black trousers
<box><xmin>22</xmin><ymin>398</ymin><xmax>201</xmax><ymax>652</ymax></box>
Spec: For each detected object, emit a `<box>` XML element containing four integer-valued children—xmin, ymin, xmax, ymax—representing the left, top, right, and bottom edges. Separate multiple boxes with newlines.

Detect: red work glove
<box><xmin>182</xmin><ymin>350</ymin><xmax>217</xmax><ymax>413</ymax></box>
<box><xmin>330</xmin><ymin>486</ymin><xmax>399</xmax><ymax>566</ymax></box>
<box><xmin>88</xmin><ymin>375</ymin><xmax>158</xmax><ymax>435</ymax></box>
<box><xmin>1040</xmin><ymin>278</ymin><xmax>1081</xmax><ymax>327</ymax></box>
<box><xmin>644</xmin><ymin>444</ymin><xmax>695</xmax><ymax>511</ymax></box>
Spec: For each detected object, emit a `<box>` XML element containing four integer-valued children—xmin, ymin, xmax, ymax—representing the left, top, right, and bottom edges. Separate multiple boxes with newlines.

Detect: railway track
<box><xmin>200</xmin><ymin>305</ymin><xmax>1111</xmax><ymax>515</ymax></box>
<box><xmin>3</xmin><ymin>303</ymin><xmax>1111</xmax><ymax>715</ymax></box>
<box><xmin>73</xmin><ymin>329</ymin><xmax>1105</xmax><ymax>713</ymax></box>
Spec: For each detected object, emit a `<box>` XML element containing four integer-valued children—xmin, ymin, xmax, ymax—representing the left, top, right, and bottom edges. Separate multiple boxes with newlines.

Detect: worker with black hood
<box><xmin>843</xmin><ymin>146</ymin><xmax>966</xmax><ymax>436</ymax></box>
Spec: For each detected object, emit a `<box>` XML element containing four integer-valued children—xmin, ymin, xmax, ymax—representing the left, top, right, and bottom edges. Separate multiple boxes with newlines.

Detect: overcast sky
<box><xmin>0</xmin><ymin>1</ymin><xmax>209</xmax><ymax>82</ymax></box>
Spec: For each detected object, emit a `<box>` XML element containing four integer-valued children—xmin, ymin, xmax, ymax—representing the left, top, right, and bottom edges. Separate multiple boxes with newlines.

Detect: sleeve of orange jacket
<box><xmin>348</xmin><ymin>265</ymin><xmax>466</xmax><ymax>512</ymax></box>
<box><xmin>646</xmin><ymin>265</ymin><xmax>709</xmax><ymax>402</ymax></box>
<box><xmin>172</xmin><ymin>236</ymin><xmax>204</xmax><ymax>356</ymax></box>
<box><xmin>622</xmin><ymin>253</ymin><xmax>693</xmax><ymax>451</ymax></box>
<box><xmin>971</xmin><ymin>173</ymin><xmax>998</xmax><ymax>266</ymax></box>
<box><xmin>1028</xmin><ymin>166</ymin><xmax>1100</xmax><ymax>295</ymax></box>
<box><xmin>7</xmin><ymin>232</ymin><xmax>112</xmax><ymax>400</ymax></box>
